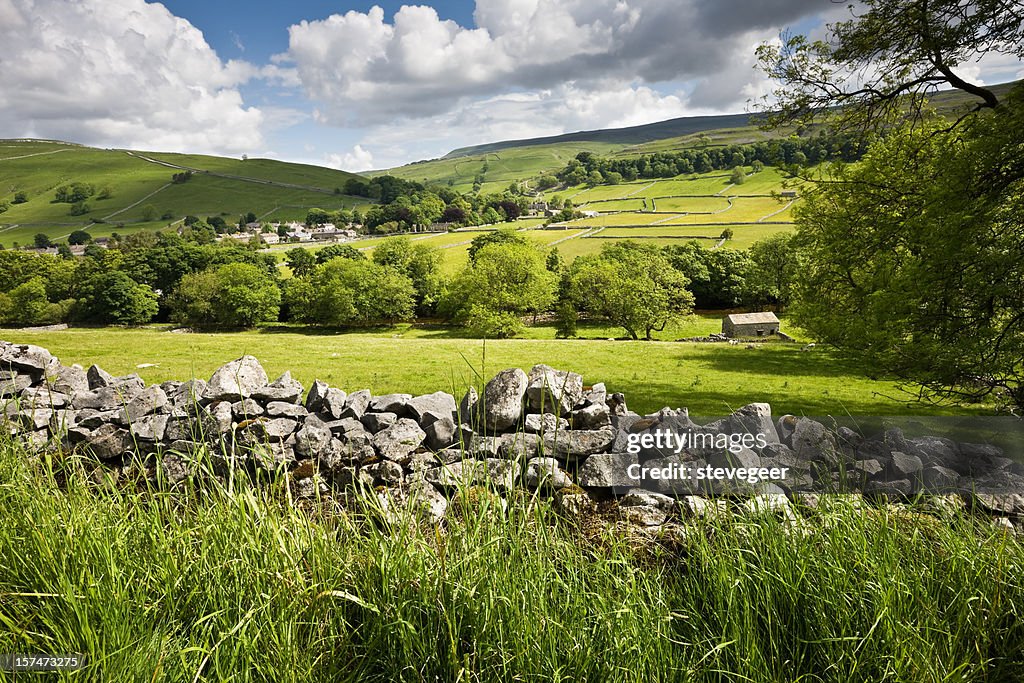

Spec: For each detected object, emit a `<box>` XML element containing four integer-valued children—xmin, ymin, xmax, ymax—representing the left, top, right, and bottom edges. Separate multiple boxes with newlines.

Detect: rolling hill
<box><xmin>0</xmin><ymin>140</ymin><xmax>369</xmax><ymax>246</ymax></box>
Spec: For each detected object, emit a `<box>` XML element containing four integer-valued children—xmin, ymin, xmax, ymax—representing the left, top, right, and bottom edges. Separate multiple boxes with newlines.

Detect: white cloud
<box><xmin>0</xmin><ymin>0</ymin><xmax>264</xmax><ymax>155</ymax></box>
<box><xmin>279</xmin><ymin>0</ymin><xmax>823</xmax><ymax>126</ymax></box>
<box><xmin>326</xmin><ymin>145</ymin><xmax>375</xmax><ymax>172</ymax></box>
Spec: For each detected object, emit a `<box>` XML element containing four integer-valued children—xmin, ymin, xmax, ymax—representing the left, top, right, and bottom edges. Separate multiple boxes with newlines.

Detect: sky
<box><xmin>1</xmin><ymin>0</ymin><xmax>1022</xmax><ymax>172</ymax></box>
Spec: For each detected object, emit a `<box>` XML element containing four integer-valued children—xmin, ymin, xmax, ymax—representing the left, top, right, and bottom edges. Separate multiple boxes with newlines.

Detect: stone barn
<box><xmin>722</xmin><ymin>312</ymin><xmax>780</xmax><ymax>338</ymax></box>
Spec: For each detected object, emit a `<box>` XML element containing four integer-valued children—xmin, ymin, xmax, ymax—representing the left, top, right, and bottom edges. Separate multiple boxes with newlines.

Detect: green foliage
<box><xmin>563</xmin><ymin>241</ymin><xmax>694</xmax><ymax>340</ymax></box>
<box><xmin>284</xmin><ymin>247</ymin><xmax>317</xmax><ymax>278</ymax></box>
<box><xmin>77</xmin><ymin>271</ymin><xmax>159</xmax><ymax>325</ymax></box>
<box><xmin>467</xmin><ymin>227</ymin><xmax>528</xmax><ymax>263</ymax></box>
<box><xmin>54</xmin><ymin>182</ymin><xmax>95</xmax><ymax>203</ymax></box>
<box><xmin>730</xmin><ymin>166</ymin><xmax>747</xmax><ymax>185</ymax></box>
<box><xmin>371</xmin><ymin>236</ymin><xmax>443</xmax><ymax>315</ymax></box>
<box><xmin>287</xmin><ymin>258</ymin><xmax>415</xmax><ymax>326</ymax></box>
<box><xmin>12</xmin><ymin>191</ymin><xmax>27</xmax><ymax>204</ymax></box>
<box><xmin>170</xmin><ymin>263</ymin><xmax>280</xmax><ymax>328</ymax></box>
<box><xmin>315</xmin><ymin>244</ymin><xmax>365</xmax><ymax>265</ymax></box>
<box><xmin>441</xmin><ymin>242</ymin><xmax>557</xmax><ymax>335</ymax></box>
<box><xmin>663</xmin><ymin>243</ymin><xmax>751</xmax><ymax>309</ymax></box>
<box><xmin>5</xmin><ymin>278</ymin><xmax>49</xmax><ymax>324</ymax></box>
<box><xmin>791</xmin><ymin>94</ymin><xmax>1024</xmax><ymax>411</ymax></box>
<box><xmin>744</xmin><ymin>233</ymin><xmax>797</xmax><ymax>311</ymax></box>
<box><xmin>69</xmin><ymin>201</ymin><xmax>90</xmax><ymax>216</ymax></box>
<box><xmin>464</xmin><ymin>305</ymin><xmax>524</xmax><ymax>339</ymax></box>
<box><xmin>68</xmin><ymin>230</ymin><xmax>92</xmax><ymax>246</ymax></box>
<box><xmin>33</xmin><ymin>233</ymin><xmax>52</xmax><ymax>249</ymax></box>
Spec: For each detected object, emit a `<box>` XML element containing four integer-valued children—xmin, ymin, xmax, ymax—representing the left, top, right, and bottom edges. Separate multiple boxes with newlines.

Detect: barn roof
<box><xmin>725</xmin><ymin>312</ymin><xmax>780</xmax><ymax>325</ymax></box>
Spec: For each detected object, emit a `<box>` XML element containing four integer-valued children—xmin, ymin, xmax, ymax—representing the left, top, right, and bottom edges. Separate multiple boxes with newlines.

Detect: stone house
<box><xmin>722</xmin><ymin>312</ymin><xmax>780</xmax><ymax>338</ymax></box>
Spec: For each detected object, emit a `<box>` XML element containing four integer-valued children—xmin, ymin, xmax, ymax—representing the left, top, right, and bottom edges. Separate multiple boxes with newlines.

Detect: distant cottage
<box><xmin>722</xmin><ymin>312</ymin><xmax>780</xmax><ymax>338</ymax></box>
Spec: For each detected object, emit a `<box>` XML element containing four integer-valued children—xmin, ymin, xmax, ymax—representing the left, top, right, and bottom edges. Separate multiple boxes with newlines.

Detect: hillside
<box><xmin>382</xmin><ymin>81</ymin><xmax>1021</xmax><ymax>193</ymax></box>
<box><xmin>0</xmin><ymin>141</ymin><xmax>368</xmax><ymax>246</ymax></box>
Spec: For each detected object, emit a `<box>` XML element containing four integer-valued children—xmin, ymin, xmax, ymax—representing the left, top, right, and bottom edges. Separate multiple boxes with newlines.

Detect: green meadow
<box><xmin>3</xmin><ymin>324</ymin><xmax>988</xmax><ymax>417</ymax></box>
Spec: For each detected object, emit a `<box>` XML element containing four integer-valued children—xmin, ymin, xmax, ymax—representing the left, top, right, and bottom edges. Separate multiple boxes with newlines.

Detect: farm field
<box><xmin>3</xmin><ymin>326</ymin><xmax>987</xmax><ymax>417</ymax></box>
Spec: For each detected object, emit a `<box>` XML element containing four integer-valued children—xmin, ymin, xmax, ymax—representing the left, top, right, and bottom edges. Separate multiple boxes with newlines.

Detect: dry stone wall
<box><xmin>3</xmin><ymin>341</ymin><xmax>1023</xmax><ymax>531</ymax></box>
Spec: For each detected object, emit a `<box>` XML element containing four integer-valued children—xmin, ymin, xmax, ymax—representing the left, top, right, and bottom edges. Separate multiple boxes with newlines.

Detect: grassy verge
<box><xmin>1</xmin><ymin>440</ymin><xmax>1022</xmax><ymax>681</ymax></box>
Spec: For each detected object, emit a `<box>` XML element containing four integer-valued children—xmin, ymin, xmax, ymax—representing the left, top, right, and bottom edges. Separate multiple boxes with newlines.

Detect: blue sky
<box><xmin>1</xmin><ymin>0</ymin><xmax>1021</xmax><ymax>172</ymax></box>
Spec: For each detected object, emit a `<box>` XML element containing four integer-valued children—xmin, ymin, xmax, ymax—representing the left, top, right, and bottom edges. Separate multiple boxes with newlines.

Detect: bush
<box><xmin>12</xmin><ymin>191</ymin><xmax>27</xmax><ymax>204</ymax></box>
<box><xmin>69</xmin><ymin>201</ymin><xmax>90</xmax><ymax>216</ymax></box>
<box><xmin>170</xmin><ymin>263</ymin><xmax>280</xmax><ymax>328</ymax></box>
<box><xmin>730</xmin><ymin>167</ymin><xmax>747</xmax><ymax>185</ymax></box>
<box><xmin>465</xmin><ymin>305</ymin><xmax>524</xmax><ymax>338</ymax></box>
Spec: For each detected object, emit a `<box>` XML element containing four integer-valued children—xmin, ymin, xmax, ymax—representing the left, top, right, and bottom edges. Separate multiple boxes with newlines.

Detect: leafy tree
<box><xmin>563</xmin><ymin>242</ymin><xmax>693</xmax><ymax>340</ymax></box>
<box><xmin>287</xmin><ymin>258</ymin><xmax>415</xmax><ymax>326</ymax></box>
<box><xmin>371</xmin><ymin>236</ymin><xmax>442</xmax><ymax>315</ymax></box>
<box><xmin>12</xmin><ymin>191</ymin><xmax>27</xmax><ymax>204</ymax></box>
<box><xmin>744</xmin><ymin>233</ymin><xmax>797</xmax><ymax>311</ymax></box>
<box><xmin>729</xmin><ymin>167</ymin><xmax>746</xmax><ymax>185</ymax></box>
<box><xmin>170</xmin><ymin>263</ymin><xmax>280</xmax><ymax>327</ymax></box>
<box><xmin>663</xmin><ymin>242</ymin><xmax>751</xmax><ymax>309</ymax></box>
<box><xmin>68</xmin><ymin>230</ymin><xmax>92</xmax><ymax>245</ymax></box>
<box><xmin>441</xmin><ymin>242</ymin><xmax>557</xmax><ymax>336</ymax></box>
<box><xmin>33</xmin><ymin>233</ymin><xmax>52</xmax><ymax>249</ymax></box>
<box><xmin>77</xmin><ymin>271</ymin><xmax>159</xmax><ymax>325</ymax></box>
<box><xmin>755</xmin><ymin>0</ymin><xmax>1024</xmax><ymax>134</ymax></box>
<box><xmin>141</xmin><ymin>204</ymin><xmax>157</xmax><ymax>221</ymax></box>
<box><xmin>69</xmin><ymin>201</ymin><xmax>90</xmax><ymax>216</ymax></box>
<box><xmin>6</xmin><ymin>278</ymin><xmax>50</xmax><ymax>324</ymax></box>
<box><xmin>791</xmin><ymin>100</ymin><xmax>1024</xmax><ymax>412</ymax></box>
<box><xmin>315</xmin><ymin>244</ymin><xmax>365</xmax><ymax>265</ymax></box>
<box><xmin>285</xmin><ymin>247</ymin><xmax>317</xmax><ymax>278</ymax></box>
<box><xmin>467</xmin><ymin>227</ymin><xmax>528</xmax><ymax>263</ymax></box>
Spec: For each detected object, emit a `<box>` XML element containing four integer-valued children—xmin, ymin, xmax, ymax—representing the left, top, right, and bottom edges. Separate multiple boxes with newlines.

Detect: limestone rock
<box><xmin>205</xmin><ymin>356</ymin><xmax>268</xmax><ymax>402</ymax></box>
<box><xmin>372</xmin><ymin>418</ymin><xmax>426</xmax><ymax>461</ymax></box>
<box><xmin>526</xmin><ymin>364</ymin><xmax>583</xmax><ymax>415</ymax></box>
<box><xmin>483</xmin><ymin>368</ymin><xmax>528</xmax><ymax>431</ymax></box>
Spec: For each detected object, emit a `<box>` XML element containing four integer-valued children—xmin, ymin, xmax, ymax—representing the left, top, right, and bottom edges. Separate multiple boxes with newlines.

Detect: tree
<box><xmin>467</xmin><ymin>227</ymin><xmax>528</xmax><ymax>263</ymax></box>
<box><xmin>315</xmin><ymin>244</ymin><xmax>365</xmax><ymax>265</ymax></box>
<box><xmin>744</xmin><ymin>233</ymin><xmax>797</xmax><ymax>311</ymax></box>
<box><xmin>170</xmin><ymin>263</ymin><xmax>280</xmax><ymax>327</ymax></box>
<box><xmin>69</xmin><ymin>201</ymin><xmax>90</xmax><ymax>216</ymax></box>
<box><xmin>33</xmin><ymin>233</ymin><xmax>52</xmax><ymax>249</ymax></box>
<box><xmin>12</xmin><ymin>191</ymin><xmax>27</xmax><ymax>204</ymax></box>
<box><xmin>755</xmin><ymin>0</ymin><xmax>1024</xmax><ymax>134</ymax></box>
<box><xmin>68</xmin><ymin>230</ymin><xmax>92</xmax><ymax>245</ymax></box>
<box><xmin>729</xmin><ymin>167</ymin><xmax>746</xmax><ymax>185</ymax></box>
<box><xmin>285</xmin><ymin>247</ymin><xmax>317</xmax><ymax>278</ymax></box>
<box><xmin>287</xmin><ymin>258</ymin><xmax>415</xmax><ymax>326</ymax></box>
<box><xmin>6</xmin><ymin>278</ymin><xmax>50</xmax><ymax>324</ymax></box>
<box><xmin>78</xmin><ymin>271</ymin><xmax>159</xmax><ymax>325</ymax></box>
<box><xmin>664</xmin><ymin>243</ymin><xmax>751</xmax><ymax>309</ymax></box>
<box><xmin>563</xmin><ymin>242</ymin><xmax>694</xmax><ymax>340</ymax></box>
<box><xmin>441</xmin><ymin>242</ymin><xmax>557</xmax><ymax>337</ymax></box>
<box><xmin>790</xmin><ymin>99</ymin><xmax>1024</xmax><ymax>412</ymax></box>
<box><xmin>371</xmin><ymin>236</ymin><xmax>442</xmax><ymax>315</ymax></box>
<box><xmin>141</xmin><ymin>204</ymin><xmax>157</xmax><ymax>221</ymax></box>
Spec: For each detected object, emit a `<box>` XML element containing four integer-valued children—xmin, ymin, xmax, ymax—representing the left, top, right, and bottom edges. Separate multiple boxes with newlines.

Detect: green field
<box><xmin>0</xmin><ymin>141</ymin><xmax>365</xmax><ymax>246</ymax></box>
<box><xmin>2</xmin><ymin>325</ymin><xmax>988</xmax><ymax>416</ymax></box>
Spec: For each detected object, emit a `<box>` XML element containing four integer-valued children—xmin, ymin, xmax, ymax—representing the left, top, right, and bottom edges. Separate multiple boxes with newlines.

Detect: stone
<box><xmin>205</xmin><ymin>356</ymin><xmax>268</xmax><ymax>402</ymax></box>
<box><xmin>554</xmin><ymin>488</ymin><xmax>596</xmax><ymax>517</ymax></box>
<box><xmin>248</xmin><ymin>442</ymin><xmax>296</xmax><ymax>471</ymax></box>
<box><xmin>498</xmin><ymin>432</ymin><xmax>541</xmax><ymax>459</ymax></box>
<box><xmin>972</xmin><ymin>493</ymin><xmax>1024</xmax><ymax>517</ymax></box>
<box><xmin>364</xmin><ymin>460</ymin><xmax>404</xmax><ymax>486</ymax></box>
<box><xmin>423</xmin><ymin>458</ymin><xmax>519</xmax><ymax>493</ymax></box>
<box><xmin>84</xmin><ymin>423</ymin><xmax>134</xmax><ymax>460</ymax></box>
<box><xmin>458</xmin><ymin>386</ymin><xmax>479</xmax><ymax>425</ymax></box>
<box><xmin>570</xmin><ymin>402</ymin><xmax>611</xmax><ymax>430</ymax></box>
<box><xmin>265</xmin><ymin>401</ymin><xmax>308</xmax><ymax>419</ymax></box>
<box><xmin>705</xmin><ymin>446</ymin><xmax>760</xmax><ymax>471</ymax></box>
<box><xmin>340</xmin><ymin>389</ymin><xmax>372</xmax><ymax>420</ymax></box>
<box><xmin>577</xmin><ymin>452</ymin><xmax>640</xmax><ymax>488</ymax></box>
<box><xmin>86</xmin><ymin>364</ymin><xmax>116</xmax><ymax>389</ymax></box>
<box><xmin>524</xmin><ymin>413</ymin><xmax>568</xmax><ymax>434</ymax></box>
<box><xmin>886</xmin><ymin>451</ymin><xmax>924</xmax><ymax>481</ymax></box>
<box><xmin>294</xmin><ymin>423</ymin><xmax>333</xmax><ymax>459</ymax></box>
<box><xmin>922</xmin><ymin>465</ymin><xmax>959</xmax><ymax>492</ymax></box>
<box><xmin>320</xmin><ymin>388</ymin><xmax>348</xmax><ymax>420</ymax></box>
<box><xmin>230</xmin><ymin>398</ymin><xmax>264</xmax><ymax>419</ymax></box>
<box><xmin>130</xmin><ymin>414</ymin><xmax>169</xmax><ymax>441</ymax></box>
<box><xmin>253</xmin><ymin>371</ymin><xmax>303</xmax><ymax>404</ymax></box>
<box><xmin>160</xmin><ymin>453</ymin><xmax>191</xmax><ymax>485</ymax></box>
<box><xmin>726</xmin><ymin>403</ymin><xmax>780</xmax><ymax>444</ymax></box>
<box><xmin>607</xmin><ymin>392</ymin><xmax>628</xmax><ymax>416</ymax></box>
<box><xmin>483</xmin><ymin>368</ymin><xmax>528</xmax><ymax>431</ymax></box>
<box><xmin>372</xmin><ymin>418</ymin><xmax>426</xmax><ymax>461</ymax></box>
<box><xmin>17</xmin><ymin>407</ymin><xmax>53</xmax><ymax>431</ymax></box>
<box><xmin>368</xmin><ymin>393</ymin><xmax>413</xmax><ymax>415</ymax></box>
<box><xmin>47</xmin><ymin>365</ymin><xmax>89</xmax><ymax>395</ymax></box>
<box><xmin>584</xmin><ymin>382</ymin><xmax>607</xmax><ymax>407</ymax></box>
<box><xmin>424</xmin><ymin>415</ymin><xmax>457</xmax><ymax>450</ymax></box>
<box><xmin>620</xmin><ymin>489</ymin><xmax>676</xmax><ymax>512</ymax></box>
<box><xmin>467</xmin><ymin>435</ymin><xmax>503</xmax><ymax>458</ymax></box>
<box><xmin>406</xmin><ymin>479</ymin><xmax>448</xmax><ymax>523</ymax></box>
<box><xmin>19</xmin><ymin>386</ymin><xmax>69</xmax><ymax>409</ymax></box>
<box><xmin>542</xmin><ymin>427</ymin><xmax>616</xmax><ymax>461</ymax></box>
<box><xmin>167</xmin><ymin>379</ymin><xmax>206</xmax><ymax>410</ymax></box>
<box><xmin>620</xmin><ymin>505</ymin><xmax>668</xmax><ymax>526</ymax></box>
<box><xmin>0</xmin><ymin>343</ymin><xmax>57</xmax><ymax>377</ymax></box>
<box><xmin>407</xmin><ymin>391</ymin><xmax>457</xmax><ymax>425</ymax></box>
<box><xmin>790</xmin><ymin>418</ymin><xmax>839</xmax><ymax>463</ymax></box>
<box><xmin>326</xmin><ymin>417</ymin><xmax>365</xmax><ymax>436</ymax></box>
<box><xmin>361</xmin><ymin>412</ymin><xmax>397</xmax><ymax>434</ymax></box>
<box><xmin>526</xmin><ymin>364</ymin><xmax>584</xmax><ymax>415</ymax></box>
<box><xmin>263</xmin><ymin>418</ymin><xmax>298</xmax><ymax>441</ymax></box>
<box><xmin>74</xmin><ymin>383</ymin><xmax>144</xmax><ymax>412</ymax></box>
<box><xmin>118</xmin><ymin>385</ymin><xmax>168</xmax><ymax>425</ymax></box>
<box><xmin>304</xmin><ymin>380</ymin><xmax>330</xmax><ymax>413</ymax></box>
<box><xmin>524</xmin><ymin>457</ymin><xmax>573</xmax><ymax>490</ymax></box>
<box><xmin>0</xmin><ymin>373</ymin><xmax>32</xmax><ymax>397</ymax></box>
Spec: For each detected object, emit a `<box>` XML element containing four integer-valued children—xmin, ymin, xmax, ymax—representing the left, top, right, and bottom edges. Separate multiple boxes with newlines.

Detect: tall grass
<box><xmin>0</xmin><ymin>437</ymin><xmax>1022</xmax><ymax>681</ymax></box>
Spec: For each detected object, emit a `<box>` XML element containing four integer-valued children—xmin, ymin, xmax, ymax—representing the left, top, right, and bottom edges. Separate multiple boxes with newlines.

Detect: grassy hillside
<box><xmin>0</xmin><ymin>141</ymin><xmax>368</xmax><ymax>246</ymax></box>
